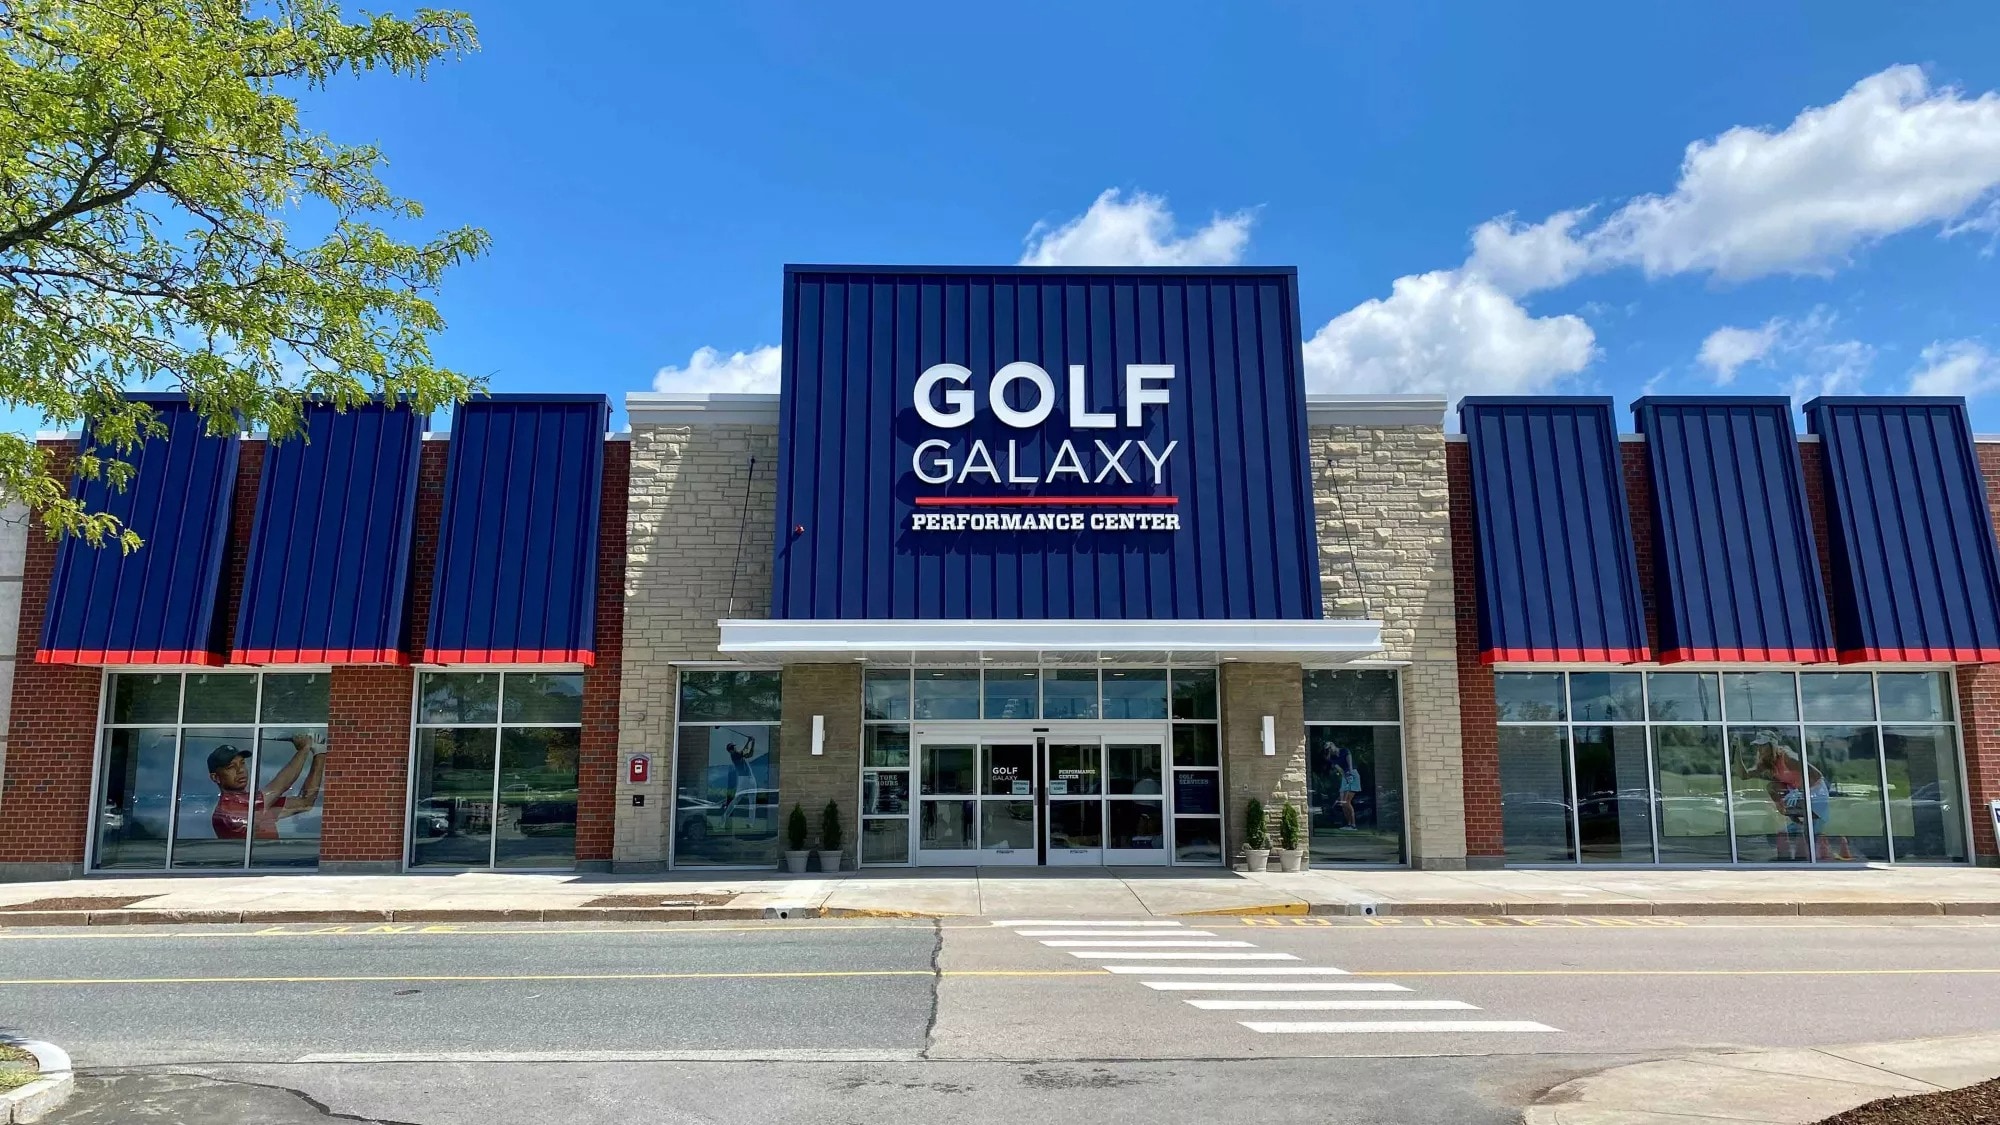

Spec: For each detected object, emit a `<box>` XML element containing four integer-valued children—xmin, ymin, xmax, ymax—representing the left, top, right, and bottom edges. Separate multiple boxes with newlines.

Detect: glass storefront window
<box><xmin>679</xmin><ymin>670</ymin><xmax>783</xmax><ymax>723</ymax></box>
<box><xmin>1042</xmin><ymin>669</ymin><xmax>1100</xmax><ymax>720</ymax></box>
<box><xmin>863</xmin><ymin>724</ymin><xmax>909</xmax><ymax>767</ymax></box>
<box><xmin>1571</xmin><ymin>725</ymin><xmax>1651</xmax><ymax>863</ymax></box>
<box><xmin>1101</xmin><ymin>669</ymin><xmax>1168</xmax><ymax>720</ymax></box>
<box><xmin>1652</xmin><ymin>725</ymin><xmax>1730</xmax><ymax>862</ymax></box>
<box><xmin>1648</xmin><ymin>673</ymin><xmax>1720</xmax><ymax>723</ymax></box>
<box><xmin>1722</xmin><ymin>672</ymin><xmax>1799</xmax><ymax>723</ymax></box>
<box><xmin>913</xmin><ymin>669</ymin><xmax>980</xmax><ymax>720</ymax></box>
<box><xmin>1569</xmin><ymin>673</ymin><xmax>1645</xmax><ymax>723</ymax></box>
<box><xmin>1171</xmin><ymin>724</ymin><xmax>1219</xmax><ymax>767</ymax></box>
<box><xmin>1878</xmin><ymin>673</ymin><xmax>1954</xmax><ymax>722</ymax></box>
<box><xmin>670</xmin><ymin>668</ymin><xmax>781</xmax><ymax>868</ymax></box>
<box><xmin>864</xmin><ymin>669</ymin><xmax>911</xmax><ymax>721</ymax></box>
<box><xmin>1494</xmin><ymin>673</ymin><xmax>1565</xmax><ymax>722</ymax></box>
<box><xmin>94</xmin><ymin>672</ymin><xmax>327</xmax><ymax>871</ymax></box>
<box><xmin>413</xmin><ymin>671</ymin><xmax>583</xmax><ymax>870</ymax></box>
<box><xmin>983</xmin><ymin>669</ymin><xmax>1040</xmax><ymax>720</ymax></box>
<box><xmin>1498</xmin><ymin>726</ymin><xmax>1574</xmax><ymax>863</ymax></box>
<box><xmin>1500</xmin><ymin>670</ymin><xmax>1970</xmax><ymax>866</ymax></box>
<box><xmin>1304</xmin><ymin>670</ymin><xmax>1399</xmax><ymax>722</ymax></box>
<box><xmin>1170</xmin><ymin>669</ymin><xmax>1218</xmax><ymax>720</ymax></box>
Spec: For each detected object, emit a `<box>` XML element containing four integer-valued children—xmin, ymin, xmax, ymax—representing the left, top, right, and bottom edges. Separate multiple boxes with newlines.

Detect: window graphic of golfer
<box><xmin>208</xmin><ymin>733</ymin><xmax>325</xmax><ymax>840</ymax></box>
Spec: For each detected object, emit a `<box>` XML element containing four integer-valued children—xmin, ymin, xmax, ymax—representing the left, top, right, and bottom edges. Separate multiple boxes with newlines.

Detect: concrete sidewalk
<box><xmin>1</xmin><ymin>865</ymin><xmax>1996</xmax><ymax>925</ymax></box>
<box><xmin>1524</xmin><ymin>1031</ymin><xmax>2000</xmax><ymax>1124</ymax></box>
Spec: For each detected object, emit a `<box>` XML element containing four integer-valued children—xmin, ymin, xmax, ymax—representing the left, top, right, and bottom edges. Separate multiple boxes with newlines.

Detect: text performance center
<box><xmin>0</xmin><ymin>265</ymin><xmax>1996</xmax><ymax>880</ymax></box>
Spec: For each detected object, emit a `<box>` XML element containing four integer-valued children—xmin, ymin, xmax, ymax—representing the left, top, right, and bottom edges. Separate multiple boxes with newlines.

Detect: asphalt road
<box><xmin>6</xmin><ymin>915</ymin><xmax>1999</xmax><ymax>1124</ymax></box>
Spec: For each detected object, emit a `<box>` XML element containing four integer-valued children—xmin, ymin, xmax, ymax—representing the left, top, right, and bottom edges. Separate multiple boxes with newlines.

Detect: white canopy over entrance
<box><xmin>715</xmin><ymin>618</ymin><xmax>1383</xmax><ymax>667</ymax></box>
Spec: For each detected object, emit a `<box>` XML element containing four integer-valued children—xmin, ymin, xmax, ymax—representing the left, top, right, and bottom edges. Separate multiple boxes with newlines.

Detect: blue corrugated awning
<box><xmin>38</xmin><ymin>396</ymin><xmax>240</xmax><ymax>665</ymax></box>
<box><xmin>1804</xmin><ymin>396</ymin><xmax>2000</xmax><ymax>663</ymax></box>
<box><xmin>1459</xmin><ymin>397</ymin><xmax>1650</xmax><ymax>663</ymax></box>
<box><xmin>425</xmin><ymin>394</ymin><xmax>607</xmax><ymax>665</ymax></box>
<box><xmin>1632</xmin><ymin>397</ymin><xmax>1834</xmax><ymax>663</ymax></box>
<box><xmin>232</xmin><ymin>401</ymin><xmax>423</xmax><ymax>665</ymax></box>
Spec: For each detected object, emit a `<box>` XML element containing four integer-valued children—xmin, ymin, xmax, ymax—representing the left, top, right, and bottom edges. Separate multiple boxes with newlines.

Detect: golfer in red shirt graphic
<box><xmin>208</xmin><ymin>733</ymin><xmax>326</xmax><ymax>840</ymax></box>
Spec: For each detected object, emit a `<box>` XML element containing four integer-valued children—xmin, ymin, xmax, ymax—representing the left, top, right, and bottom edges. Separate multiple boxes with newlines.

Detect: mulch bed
<box><xmin>1817</xmin><ymin>1077</ymin><xmax>2000</xmax><ymax>1124</ymax></box>
<box><xmin>0</xmin><ymin>895</ymin><xmax>150</xmax><ymax>911</ymax></box>
<box><xmin>580</xmin><ymin>893</ymin><xmax>737</xmax><ymax>908</ymax></box>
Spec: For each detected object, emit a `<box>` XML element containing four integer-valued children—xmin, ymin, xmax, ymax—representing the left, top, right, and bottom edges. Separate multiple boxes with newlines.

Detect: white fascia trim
<box><xmin>627</xmin><ymin>392</ymin><xmax>781</xmax><ymax>426</ymax></box>
<box><xmin>1305</xmin><ymin>394</ymin><xmax>1447</xmax><ymax>427</ymax></box>
<box><xmin>717</xmin><ymin>618</ymin><xmax>1382</xmax><ymax>655</ymax></box>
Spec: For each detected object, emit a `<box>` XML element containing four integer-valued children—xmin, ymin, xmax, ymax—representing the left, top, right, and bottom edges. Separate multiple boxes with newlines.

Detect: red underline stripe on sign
<box><xmin>914</xmin><ymin>495</ymin><xmax>1179</xmax><ymax>507</ymax></box>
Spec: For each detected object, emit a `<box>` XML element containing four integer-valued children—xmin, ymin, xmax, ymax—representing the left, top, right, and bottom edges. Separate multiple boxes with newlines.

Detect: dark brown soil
<box><xmin>1817</xmin><ymin>1077</ymin><xmax>2000</xmax><ymax>1124</ymax></box>
<box><xmin>1</xmin><ymin>895</ymin><xmax>150</xmax><ymax>911</ymax></box>
<box><xmin>580</xmin><ymin>893</ymin><xmax>737</xmax><ymax>908</ymax></box>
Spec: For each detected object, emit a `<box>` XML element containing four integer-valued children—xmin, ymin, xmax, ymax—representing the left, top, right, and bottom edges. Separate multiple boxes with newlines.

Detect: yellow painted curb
<box><xmin>1177</xmin><ymin>903</ymin><xmax>1309</xmax><ymax>916</ymax></box>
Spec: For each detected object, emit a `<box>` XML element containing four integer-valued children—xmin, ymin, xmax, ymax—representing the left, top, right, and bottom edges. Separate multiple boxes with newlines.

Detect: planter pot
<box><xmin>1243</xmin><ymin>849</ymin><xmax>1271</xmax><ymax>873</ymax></box>
<box><xmin>1276</xmin><ymin>848</ymin><xmax>1304</xmax><ymax>873</ymax></box>
<box><xmin>783</xmin><ymin>850</ymin><xmax>811</xmax><ymax>874</ymax></box>
<box><xmin>816</xmin><ymin>850</ymin><xmax>843</xmax><ymax>873</ymax></box>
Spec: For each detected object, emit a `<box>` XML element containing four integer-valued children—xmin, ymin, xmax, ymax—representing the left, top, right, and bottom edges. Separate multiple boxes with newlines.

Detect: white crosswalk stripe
<box><xmin>1048</xmin><ymin>932</ymin><xmax>1248</xmax><ymax>940</ymax></box>
<box><xmin>1014</xmin><ymin>929</ymin><xmax>1218</xmax><ymax>937</ymax></box>
<box><xmin>996</xmin><ymin>917</ymin><xmax>1558</xmax><ymax>1037</ymax></box>
<box><xmin>1187</xmin><ymin>1000</ymin><xmax>1477</xmax><ymax>1011</ymax></box>
<box><xmin>1141</xmin><ymin>981</ymin><xmax>1410</xmax><ymax>992</ymax></box>
<box><xmin>1241</xmin><ymin>1021</ymin><xmax>1557</xmax><ymax>1034</ymax></box>
<box><xmin>1067</xmin><ymin>951</ymin><xmax>1299</xmax><ymax>961</ymax></box>
<box><xmin>990</xmin><ymin>920</ymin><xmax>1184</xmax><ymax>927</ymax></box>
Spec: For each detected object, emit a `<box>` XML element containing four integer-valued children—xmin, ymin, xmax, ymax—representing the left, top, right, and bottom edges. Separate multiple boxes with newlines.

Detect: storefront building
<box><xmin>0</xmin><ymin>264</ymin><xmax>1996</xmax><ymax>880</ymax></box>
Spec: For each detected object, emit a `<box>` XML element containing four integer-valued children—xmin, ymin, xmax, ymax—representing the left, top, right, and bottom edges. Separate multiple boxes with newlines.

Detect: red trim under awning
<box><xmin>1481</xmin><ymin>647</ymin><xmax>1650</xmax><ymax>664</ymax></box>
<box><xmin>1838</xmin><ymin>646</ymin><xmax>2000</xmax><ymax>664</ymax></box>
<box><xmin>421</xmin><ymin>648</ymin><xmax>597</xmax><ymax>667</ymax></box>
<box><xmin>231</xmin><ymin>648</ymin><xmax>411</xmax><ymax>666</ymax></box>
<box><xmin>1658</xmin><ymin>646</ymin><xmax>1837</xmax><ymax>664</ymax></box>
<box><xmin>38</xmin><ymin>649</ymin><xmax>226</xmax><ymax>666</ymax></box>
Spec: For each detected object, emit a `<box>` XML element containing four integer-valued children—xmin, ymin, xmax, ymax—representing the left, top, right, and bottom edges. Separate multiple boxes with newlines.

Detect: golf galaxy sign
<box><xmin>771</xmin><ymin>266</ymin><xmax>1324</xmax><ymax>621</ymax></box>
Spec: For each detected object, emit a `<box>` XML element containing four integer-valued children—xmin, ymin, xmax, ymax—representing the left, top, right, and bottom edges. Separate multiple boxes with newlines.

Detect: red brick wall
<box><xmin>1447</xmin><ymin>441</ymin><xmax>1503</xmax><ymax>860</ymax></box>
<box><xmin>577</xmin><ymin>441</ymin><xmax>629</xmax><ymax>863</ymax></box>
<box><xmin>322</xmin><ymin>665</ymin><xmax>416</xmax><ymax>863</ymax></box>
<box><xmin>1958</xmin><ymin>445</ymin><xmax>2000</xmax><ymax>863</ymax></box>
<box><xmin>0</xmin><ymin>443</ymin><xmax>100</xmax><ymax>866</ymax></box>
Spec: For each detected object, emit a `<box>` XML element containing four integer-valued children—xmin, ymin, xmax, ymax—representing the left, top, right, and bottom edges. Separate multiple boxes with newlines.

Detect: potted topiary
<box><xmin>1243</xmin><ymin>798</ymin><xmax>1271</xmax><ymax>872</ymax></box>
<box><xmin>784</xmin><ymin>803</ymin><xmax>811</xmax><ymax>873</ymax></box>
<box><xmin>818</xmin><ymin>800</ymin><xmax>844</xmax><ymax>874</ymax></box>
<box><xmin>1276</xmin><ymin>800</ymin><xmax>1304</xmax><ymax>872</ymax></box>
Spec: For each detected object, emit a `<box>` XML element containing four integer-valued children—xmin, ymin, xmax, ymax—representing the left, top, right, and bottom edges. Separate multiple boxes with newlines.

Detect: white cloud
<box><xmin>1697</xmin><ymin>321</ymin><xmax>1782</xmax><ymax>384</ymax></box>
<box><xmin>1465</xmin><ymin>209</ymin><xmax>1595</xmax><ymax>295</ymax></box>
<box><xmin>1301</xmin><ymin>270</ymin><xmax>1595</xmax><ymax>397</ymax></box>
<box><xmin>1781</xmin><ymin>338</ymin><xmax>1874</xmax><ymax>402</ymax></box>
<box><xmin>1019</xmin><ymin>189</ymin><xmax>1254</xmax><ymax>267</ymax></box>
<box><xmin>1907</xmin><ymin>340</ymin><xmax>2000</xmax><ymax>396</ymax></box>
<box><xmin>1589</xmin><ymin>66</ymin><xmax>2000</xmax><ymax>280</ymax></box>
<box><xmin>651</xmin><ymin>344</ymin><xmax>781</xmax><ymax>393</ymax></box>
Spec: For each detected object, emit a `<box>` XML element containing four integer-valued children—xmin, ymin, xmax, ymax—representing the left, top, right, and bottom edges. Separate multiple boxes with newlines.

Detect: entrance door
<box><xmin>913</xmin><ymin>728</ymin><xmax>1171</xmax><ymax>867</ymax></box>
<box><xmin>1045</xmin><ymin>740</ymin><xmax>1104</xmax><ymax>864</ymax></box>
<box><xmin>915</xmin><ymin>737</ymin><xmax>1038</xmax><ymax>865</ymax></box>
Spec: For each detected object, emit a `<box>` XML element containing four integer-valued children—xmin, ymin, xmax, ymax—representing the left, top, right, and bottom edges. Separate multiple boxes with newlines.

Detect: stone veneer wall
<box><xmin>614</xmin><ymin>422</ymin><xmax>779</xmax><ymax>870</ymax></box>
<box><xmin>1309</xmin><ymin>422</ymin><xmax>1467</xmax><ymax>869</ymax></box>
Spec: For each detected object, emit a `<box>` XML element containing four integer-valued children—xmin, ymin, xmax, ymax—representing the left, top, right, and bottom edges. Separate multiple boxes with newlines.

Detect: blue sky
<box><xmin>31</xmin><ymin>1</ymin><xmax>2000</xmax><ymax>432</ymax></box>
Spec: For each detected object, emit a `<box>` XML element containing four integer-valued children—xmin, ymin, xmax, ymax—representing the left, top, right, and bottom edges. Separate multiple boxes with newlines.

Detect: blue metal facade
<box><xmin>233</xmin><ymin>402</ymin><xmax>423</xmax><ymax>664</ymax></box>
<box><xmin>1459</xmin><ymin>397</ymin><xmax>1650</xmax><ymax>662</ymax></box>
<box><xmin>770</xmin><ymin>266</ymin><xmax>1322</xmax><ymax>620</ymax></box>
<box><xmin>424</xmin><ymin>395</ymin><xmax>608</xmax><ymax>665</ymax></box>
<box><xmin>1805</xmin><ymin>397</ymin><xmax>2000</xmax><ymax>662</ymax></box>
<box><xmin>39</xmin><ymin>396</ymin><xmax>240</xmax><ymax>665</ymax></box>
<box><xmin>1632</xmin><ymin>397</ymin><xmax>1834</xmax><ymax>663</ymax></box>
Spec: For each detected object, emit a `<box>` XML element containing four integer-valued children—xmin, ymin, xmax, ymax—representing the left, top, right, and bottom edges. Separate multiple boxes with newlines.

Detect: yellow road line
<box><xmin>0</xmin><ymin>968</ymin><xmax>1102</xmax><ymax>987</ymax></box>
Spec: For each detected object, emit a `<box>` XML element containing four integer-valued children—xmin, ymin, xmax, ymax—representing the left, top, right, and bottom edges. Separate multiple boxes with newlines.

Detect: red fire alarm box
<box><xmin>628</xmin><ymin>754</ymin><xmax>651</xmax><ymax>784</ymax></box>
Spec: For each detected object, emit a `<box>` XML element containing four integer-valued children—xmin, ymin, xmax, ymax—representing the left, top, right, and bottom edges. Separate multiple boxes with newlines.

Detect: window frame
<box><xmin>404</xmin><ymin>666</ymin><xmax>588</xmax><ymax>872</ymax></box>
<box><xmin>88</xmin><ymin>667</ymin><xmax>332</xmax><ymax>873</ymax></box>
<box><xmin>666</xmin><ymin>665</ymin><xmax>784</xmax><ymax>871</ymax></box>
<box><xmin>1302</xmin><ymin>667</ymin><xmax>1409</xmax><ymax>867</ymax></box>
<box><xmin>1491</xmin><ymin>668</ymin><xmax>1973</xmax><ymax>867</ymax></box>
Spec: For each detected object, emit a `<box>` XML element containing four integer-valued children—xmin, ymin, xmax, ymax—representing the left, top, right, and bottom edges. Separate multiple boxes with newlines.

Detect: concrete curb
<box><xmin>0</xmin><ymin>1040</ymin><xmax>72</xmax><ymax>1124</ymax></box>
<box><xmin>3</xmin><ymin>899</ymin><xmax>1998</xmax><ymax>926</ymax></box>
<box><xmin>1520</xmin><ymin>1031</ymin><xmax>2000</xmax><ymax>1124</ymax></box>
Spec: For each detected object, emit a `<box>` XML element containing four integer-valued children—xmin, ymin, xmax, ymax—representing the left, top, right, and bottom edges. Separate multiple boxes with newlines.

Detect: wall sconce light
<box><xmin>1261</xmin><ymin>715</ymin><xmax>1275</xmax><ymax>756</ymax></box>
<box><xmin>811</xmin><ymin>714</ymin><xmax>825</xmax><ymax>755</ymax></box>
